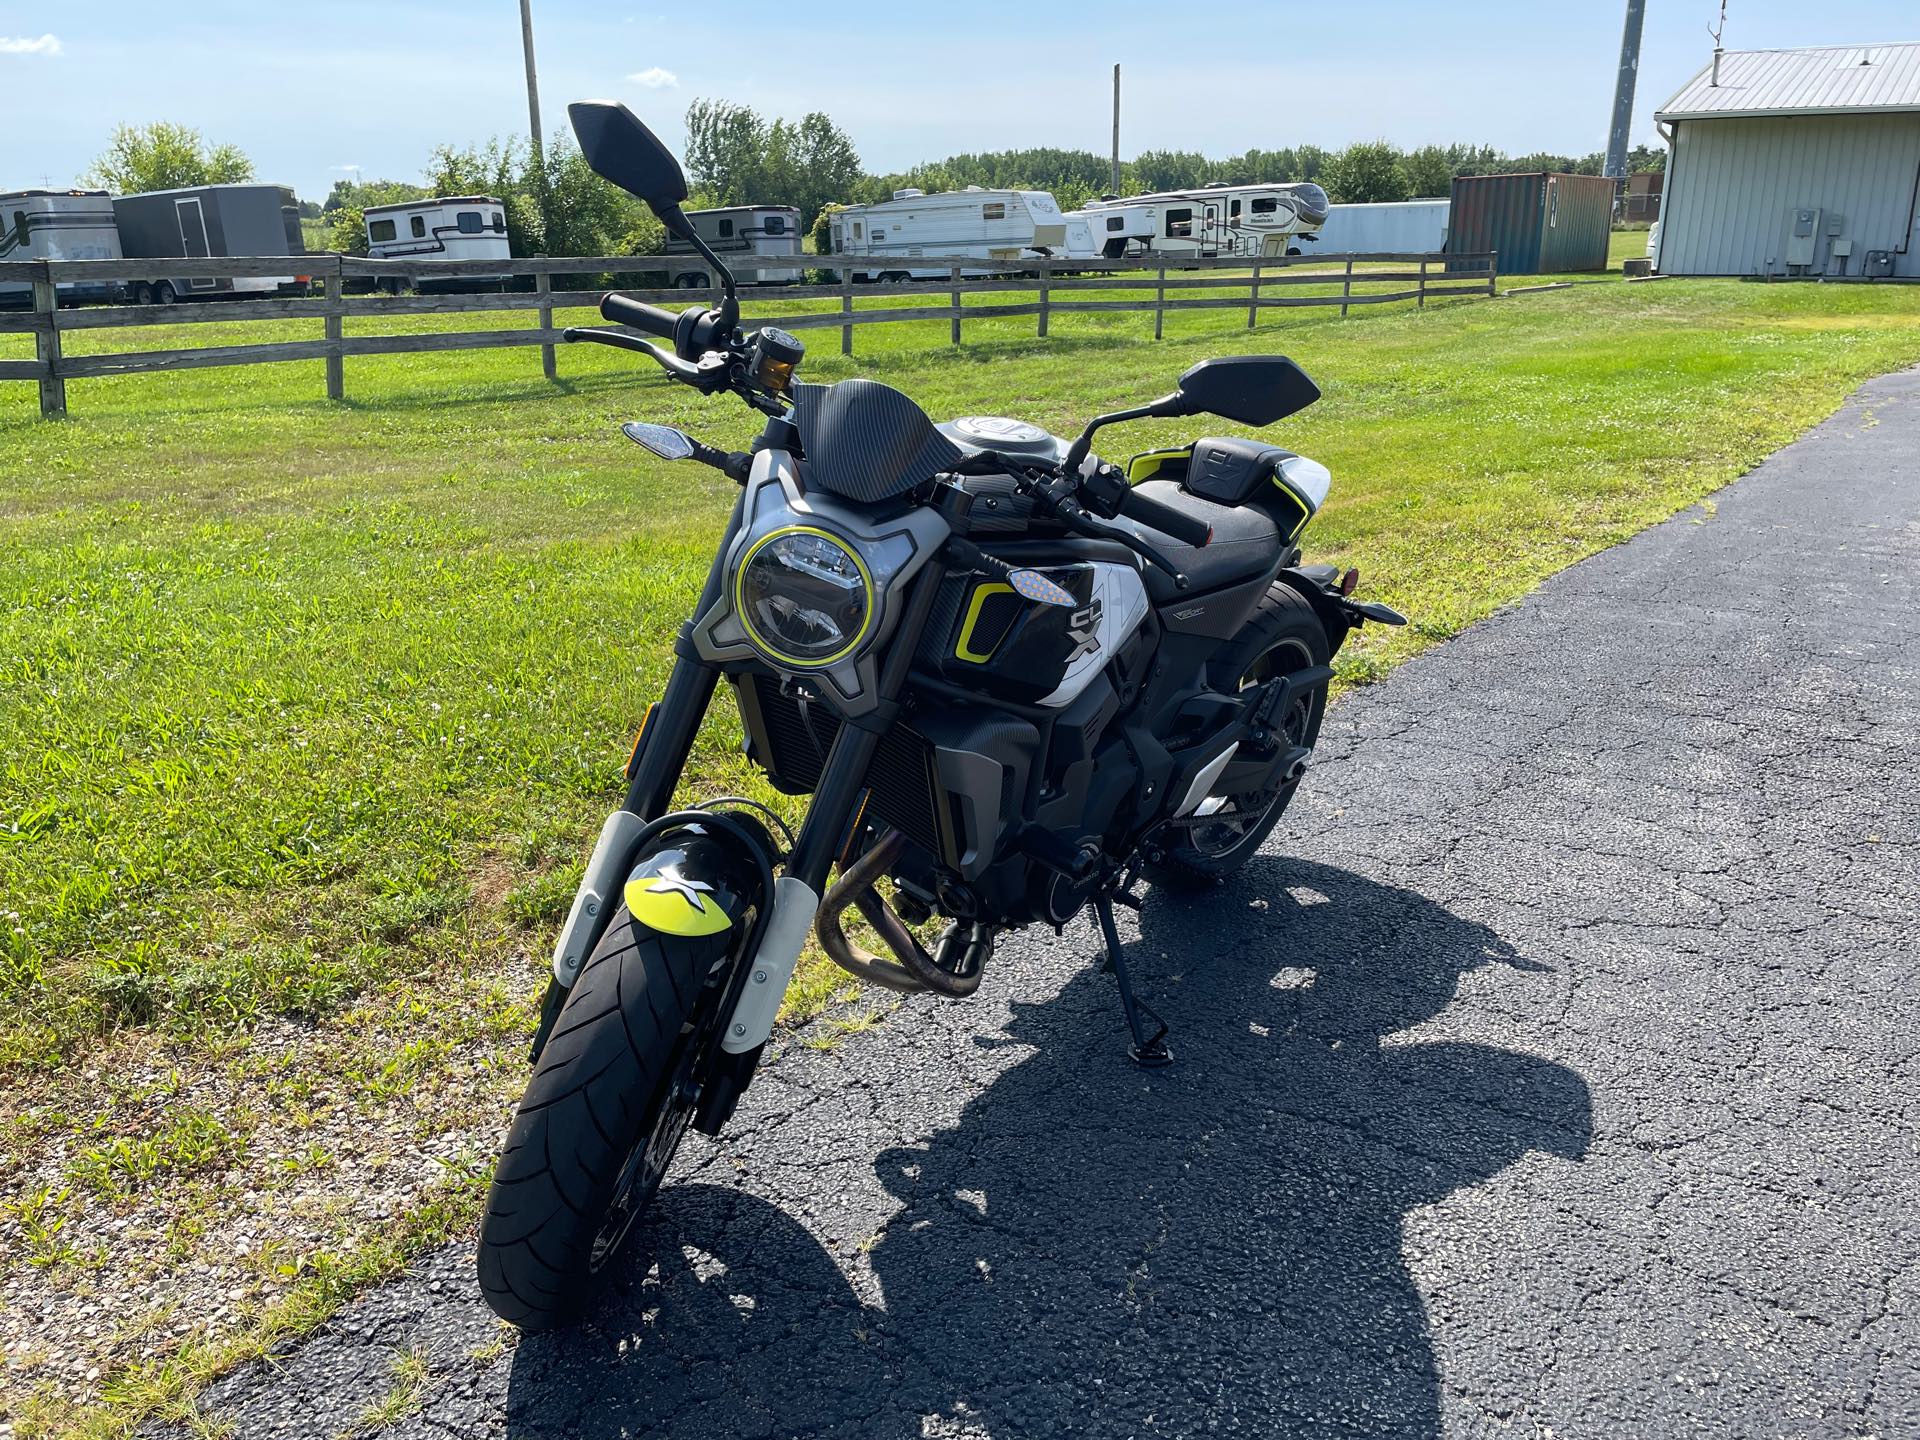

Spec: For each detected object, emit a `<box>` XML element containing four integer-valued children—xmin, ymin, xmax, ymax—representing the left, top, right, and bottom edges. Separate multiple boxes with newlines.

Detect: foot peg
<box><xmin>1092</xmin><ymin>890</ymin><xmax>1172</xmax><ymax>1067</ymax></box>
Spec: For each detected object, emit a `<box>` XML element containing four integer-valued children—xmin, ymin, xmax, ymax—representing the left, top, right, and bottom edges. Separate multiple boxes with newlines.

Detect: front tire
<box><xmin>477</xmin><ymin>904</ymin><xmax>727</xmax><ymax>1331</ymax></box>
<box><xmin>1144</xmin><ymin>582</ymin><xmax>1331</xmax><ymax>890</ymax></box>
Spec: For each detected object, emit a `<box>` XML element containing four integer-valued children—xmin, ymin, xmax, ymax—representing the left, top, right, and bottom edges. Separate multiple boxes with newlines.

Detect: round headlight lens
<box><xmin>736</xmin><ymin>527</ymin><xmax>874</xmax><ymax>667</ymax></box>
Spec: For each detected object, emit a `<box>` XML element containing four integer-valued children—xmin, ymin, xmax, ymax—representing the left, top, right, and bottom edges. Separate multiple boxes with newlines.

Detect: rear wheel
<box><xmin>1144</xmin><ymin>583</ymin><xmax>1331</xmax><ymax>890</ymax></box>
<box><xmin>477</xmin><ymin>904</ymin><xmax>727</xmax><ymax>1331</ymax></box>
<box><xmin>153</xmin><ymin>281</ymin><xmax>177</xmax><ymax>305</ymax></box>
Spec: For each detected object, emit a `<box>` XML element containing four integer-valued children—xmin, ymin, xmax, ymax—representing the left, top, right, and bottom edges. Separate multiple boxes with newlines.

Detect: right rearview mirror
<box><xmin>1167</xmin><ymin>356</ymin><xmax>1321</xmax><ymax>428</ymax></box>
<box><xmin>622</xmin><ymin>420</ymin><xmax>695</xmax><ymax>460</ymax></box>
<box><xmin>568</xmin><ymin>101</ymin><xmax>689</xmax><ymax>214</ymax></box>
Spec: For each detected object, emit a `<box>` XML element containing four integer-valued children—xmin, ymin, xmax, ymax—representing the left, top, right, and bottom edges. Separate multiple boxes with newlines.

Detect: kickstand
<box><xmin>1092</xmin><ymin>890</ymin><xmax>1172</xmax><ymax>1068</ymax></box>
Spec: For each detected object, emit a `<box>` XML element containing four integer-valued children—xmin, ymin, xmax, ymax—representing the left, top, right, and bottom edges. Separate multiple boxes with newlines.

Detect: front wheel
<box><xmin>1143</xmin><ymin>582</ymin><xmax>1331</xmax><ymax>890</ymax></box>
<box><xmin>477</xmin><ymin>904</ymin><xmax>726</xmax><ymax>1331</ymax></box>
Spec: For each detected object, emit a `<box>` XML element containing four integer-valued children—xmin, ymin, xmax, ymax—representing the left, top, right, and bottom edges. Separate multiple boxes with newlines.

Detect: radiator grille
<box><xmin>750</xmin><ymin>675</ymin><xmax>942</xmax><ymax>857</ymax></box>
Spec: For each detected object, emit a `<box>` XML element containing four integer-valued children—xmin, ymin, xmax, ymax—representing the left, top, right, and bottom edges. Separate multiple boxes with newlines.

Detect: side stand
<box><xmin>1092</xmin><ymin>890</ymin><xmax>1172</xmax><ymax>1068</ymax></box>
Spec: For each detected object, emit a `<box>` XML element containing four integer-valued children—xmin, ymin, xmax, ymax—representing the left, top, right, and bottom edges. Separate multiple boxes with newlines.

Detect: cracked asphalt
<box><xmin>176</xmin><ymin>371</ymin><xmax>1918</xmax><ymax>1438</ymax></box>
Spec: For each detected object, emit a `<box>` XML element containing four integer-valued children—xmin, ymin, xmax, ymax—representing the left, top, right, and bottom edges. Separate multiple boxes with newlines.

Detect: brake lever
<box><xmin>1019</xmin><ymin>472</ymin><xmax>1190</xmax><ymax>589</ymax></box>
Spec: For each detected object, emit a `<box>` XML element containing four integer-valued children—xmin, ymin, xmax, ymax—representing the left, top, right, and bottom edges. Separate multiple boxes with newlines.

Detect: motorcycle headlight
<box><xmin>734</xmin><ymin>526</ymin><xmax>875</xmax><ymax>668</ymax></box>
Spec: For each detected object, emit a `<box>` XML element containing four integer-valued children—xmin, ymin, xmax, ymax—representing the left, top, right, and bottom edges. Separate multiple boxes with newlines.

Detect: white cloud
<box><xmin>0</xmin><ymin>33</ymin><xmax>62</xmax><ymax>56</ymax></box>
<box><xmin>627</xmin><ymin>66</ymin><xmax>678</xmax><ymax>89</ymax></box>
<box><xmin>330</xmin><ymin>163</ymin><xmax>362</xmax><ymax>172</ymax></box>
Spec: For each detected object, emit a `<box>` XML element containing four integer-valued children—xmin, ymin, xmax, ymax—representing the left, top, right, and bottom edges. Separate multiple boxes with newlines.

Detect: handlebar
<box><xmin>1117</xmin><ymin>487</ymin><xmax>1213</xmax><ymax>548</ymax></box>
<box><xmin>599</xmin><ymin>292</ymin><xmax>682</xmax><ymax>341</ymax></box>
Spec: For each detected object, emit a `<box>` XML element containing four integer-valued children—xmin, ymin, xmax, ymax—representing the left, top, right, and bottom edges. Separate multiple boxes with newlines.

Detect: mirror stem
<box><xmin>1062</xmin><ymin>393</ymin><xmax>1184</xmax><ymax>474</ymax></box>
<box><xmin>659</xmin><ymin>203</ymin><xmax>740</xmax><ymax>327</ymax></box>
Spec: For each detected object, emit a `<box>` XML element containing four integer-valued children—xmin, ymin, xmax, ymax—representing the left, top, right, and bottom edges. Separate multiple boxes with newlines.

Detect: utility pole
<box><xmin>1604</xmin><ymin>0</ymin><xmax>1648</xmax><ymax>218</ymax></box>
<box><xmin>519</xmin><ymin>0</ymin><xmax>550</xmax><ymax>240</ymax></box>
<box><xmin>1110</xmin><ymin>65</ymin><xmax>1121</xmax><ymax>195</ymax></box>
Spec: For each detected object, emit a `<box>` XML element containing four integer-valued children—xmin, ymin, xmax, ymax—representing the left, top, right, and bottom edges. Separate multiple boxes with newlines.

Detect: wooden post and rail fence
<box><xmin>0</xmin><ymin>249</ymin><xmax>1497</xmax><ymax>420</ymax></box>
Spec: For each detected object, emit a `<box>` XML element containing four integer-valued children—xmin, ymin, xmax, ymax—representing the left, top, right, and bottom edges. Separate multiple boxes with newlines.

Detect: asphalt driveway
<box><xmin>177</xmin><ymin>369</ymin><xmax>1919</xmax><ymax>1439</ymax></box>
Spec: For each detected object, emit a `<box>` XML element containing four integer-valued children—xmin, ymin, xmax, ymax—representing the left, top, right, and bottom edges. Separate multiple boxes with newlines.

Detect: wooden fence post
<box><xmin>324</xmin><ymin>256</ymin><xmax>345</xmax><ymax>402</ymax></box>
<box><xmin>32</xmin><ymin>264</ymin><xmax>65</xmax><ymax>419</ymax></box>
<box><xmin>1247</xmin><ymin>260</ymin><xmax>1262</xmax><ymax>329</ymax></box>
<box><xmin>1037</xmin><ymin>258</ymin><xmax>1050</xmax><ymax>338</ymax></box>
<box><xmin>1417</xmin><ymin>256</ymin><xmax>1428</xmax><ymax>309</ymax></box>
<box><xmin>536</xmin><ymin>263</ymin><xmax>556</xmax><ymax>381</ymax></box>
<box><xmin>1488</xmin><ymin>252</ymin><xmax>1498</xmax><ymax>295</ymax></box>
<box><xmin>840</xmin><ymin>264</ymin><xmax>853</xmax><ymax>356</ymax></box>
<box><xmin>950</xmin><ymin>264</ymin><xmax>962</xmax><ymax>346</ymax></box>
<box><xmin>1154</xmin><ymin>264</ymin><xmax>1166</xmax><ymax>340</ymax></box>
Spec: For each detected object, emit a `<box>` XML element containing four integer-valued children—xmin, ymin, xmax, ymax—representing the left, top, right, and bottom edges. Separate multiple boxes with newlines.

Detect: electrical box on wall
<box><xmin>1864</xmin><ymin>250</ymin><xmax>1895</xmax><ymax>278</ymax></box>
<box><xmin>1786</xmin><ymin>208</ymin><xmax>1821</xmax><ymax>269</ymax></box>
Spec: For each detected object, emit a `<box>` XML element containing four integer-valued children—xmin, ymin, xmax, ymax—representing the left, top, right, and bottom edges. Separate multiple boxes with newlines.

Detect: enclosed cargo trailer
<box><xmin>112</xmin><ymin>183</ymin><xmax>309</xmax><ymax>303</ymax></box>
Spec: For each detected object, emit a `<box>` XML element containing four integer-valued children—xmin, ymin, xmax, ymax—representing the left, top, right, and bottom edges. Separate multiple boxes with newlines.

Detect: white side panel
<box><xmin>1039</xmin><ymin>562</ymin><xmax>1150</xmax><ymax>708</ymax></box>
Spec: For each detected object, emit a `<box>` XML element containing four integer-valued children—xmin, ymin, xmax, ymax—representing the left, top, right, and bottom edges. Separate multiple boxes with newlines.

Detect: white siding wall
<box><xmin>1661</xmin><ymin>113</ymin><xmax>1920</xmax><ymax>277</ymax></box>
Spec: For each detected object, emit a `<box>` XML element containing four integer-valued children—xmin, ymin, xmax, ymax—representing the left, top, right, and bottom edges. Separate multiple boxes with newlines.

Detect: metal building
<box><xmin>1654</xmin><ymin>43</ymin><xmax>1920</xmax><ymax>278</ymax></box>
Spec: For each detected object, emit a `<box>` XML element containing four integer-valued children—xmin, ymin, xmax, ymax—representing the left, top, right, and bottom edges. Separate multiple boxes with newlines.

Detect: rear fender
<box><xmin>1276</xmin><ymin>565</ymin><xmax>1408</xmax><ymax>657</ymax></box>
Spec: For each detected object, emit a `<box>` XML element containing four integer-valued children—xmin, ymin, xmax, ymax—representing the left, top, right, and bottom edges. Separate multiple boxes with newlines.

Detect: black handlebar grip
<box><xmin>599</xmin><ymin>292</ymin><xmax>681</xmax><ymax>340</ymax></box>
<box><xmin>1118</xmin><ymin>487</ymin><xmax>1213</xmax><ymax>548</ymax></box>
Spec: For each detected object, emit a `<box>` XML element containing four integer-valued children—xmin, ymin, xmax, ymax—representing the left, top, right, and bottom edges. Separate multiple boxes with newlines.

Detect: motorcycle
<box><xmin>477</xmin><ymin>101</ymin><xmax>1406</xmax><ymax>1331</ymax></box>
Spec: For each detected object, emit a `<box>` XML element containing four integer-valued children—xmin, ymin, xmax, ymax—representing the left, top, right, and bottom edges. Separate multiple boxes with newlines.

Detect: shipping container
<box><xmin>1446</xmin><ymin>172</ymin><xmax>1613</xmax><ymax>275</ymax></box>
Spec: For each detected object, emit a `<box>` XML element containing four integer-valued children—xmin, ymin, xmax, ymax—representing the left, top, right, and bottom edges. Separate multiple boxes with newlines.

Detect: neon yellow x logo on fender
<box><xmin>625</xmin><ymin>866</ymin><xmax>732</xmax><ymax>937</ymax></box>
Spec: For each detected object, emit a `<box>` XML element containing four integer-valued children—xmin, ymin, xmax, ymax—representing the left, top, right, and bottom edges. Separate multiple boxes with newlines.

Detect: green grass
<box><xmin>4</xmin><ymin>269</ymin><xmax>1920</xmax><ymax>1435</ymax></box>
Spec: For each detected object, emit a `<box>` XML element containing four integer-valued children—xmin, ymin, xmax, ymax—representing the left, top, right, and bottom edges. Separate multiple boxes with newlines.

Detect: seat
<box><xmin>1108</xmin><ymin>480</ymin><xmax>1284</xmax><ymax>600</ymax></box>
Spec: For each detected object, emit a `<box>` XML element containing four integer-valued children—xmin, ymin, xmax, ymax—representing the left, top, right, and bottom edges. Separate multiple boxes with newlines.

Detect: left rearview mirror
<box><xmin>1164</xmin><ymin>356</ymin><xmax>1321</xmax><ymax>428</ymax></box>
<box><xmin>569</xmin><ymin>101</ymin><xmax>689</xmax><ymax>214</ymax></box>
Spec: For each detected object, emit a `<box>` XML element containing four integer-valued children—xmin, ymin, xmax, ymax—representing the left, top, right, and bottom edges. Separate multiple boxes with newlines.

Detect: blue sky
<box><xmin>2</xmin><ymin>1</ymin><xmax>1915</xmax><ymax>200</ymax></box>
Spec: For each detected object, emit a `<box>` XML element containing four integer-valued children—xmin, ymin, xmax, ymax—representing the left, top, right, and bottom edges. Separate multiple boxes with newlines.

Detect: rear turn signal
<box><xmin>1338</xmin><ymin>567</ymin><xmax>1360</xmax><ymax>596</ymax></box>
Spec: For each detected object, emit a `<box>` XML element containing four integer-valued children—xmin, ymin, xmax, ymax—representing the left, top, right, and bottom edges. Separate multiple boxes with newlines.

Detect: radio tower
<box><xmin>1605</xmin><ymin>0</ymin><xmax>1649</xmax><ymax>205</ymax></box>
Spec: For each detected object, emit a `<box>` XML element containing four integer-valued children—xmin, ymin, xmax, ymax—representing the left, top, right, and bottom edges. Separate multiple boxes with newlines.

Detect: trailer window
<box><xmin>1106</xmin><ymin>216</ymin><xmax>1125</xmax><ymax>231</ymax></box>
<box><xmin>369</xmin><ymin>218</ymin><xmax>397</xmax><ymax>242</ymax></box>
<box><xmin>718</xmin><ymin>218</ymin><xmax>734</xmax><ymax>238</ymax></box>
<box><xmin>852</xmin><ymin>221</ymin><xmax>863</xmax><ymax>239</ymax></box>
<box><xmin>763</xmin><ymin>215</ymin><xmax>786</xmax><ymax>234</ymax></box>
<box><xmin>457</xmin><ymin>211</ymin><xmax>483</xmax><ymax>233</ymax></box>
<box><xmin>11</xmin><ymin>212</ymin><xmax>25</xmax><ymax>246</ymax></box>
<box><xmin>410</xmin><ymin>215</ymin><xmax>427</xmax><ymax>238</ymax></box>
<box><xmin>491</xmin><ymin>211</ymin><xmax>505</xmax><ymax>231</ymax></box>
<box><xmin>1230</xmin><ymin>199</ymin><xmax>1241</xmax><ymax>219</ymax></box>
<box><xmin>982</xmin><ymin>202</ymin><xmax>1006</xmax><ymax>221</ymax></box>
<box><xmin>1251</xmin><ymin>197</ymin><xmax>1277</xmax><ymax>214</ymax></box>
<box><xmin>1164</xmin><ymin>207</ymin><xmax>1193</xmax><ymax>238</ymax></box>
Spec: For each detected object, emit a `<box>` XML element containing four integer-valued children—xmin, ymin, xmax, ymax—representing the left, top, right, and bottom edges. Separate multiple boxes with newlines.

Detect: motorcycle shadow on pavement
<box><xmin>504</xmin><ymin>858</ymin><xmax>1591</xmax><ymax>1438</ymax></box>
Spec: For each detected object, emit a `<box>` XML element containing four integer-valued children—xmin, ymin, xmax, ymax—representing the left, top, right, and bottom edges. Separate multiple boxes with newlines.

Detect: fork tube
<box><xmin>784</xmin><ymin>553</ymin><xmax>950</xmax><ymax>892</ymax></box>
<box><xmin>621</xmin><ymin>493</ymin><xmax>744</xmax><ymax>820</ymax></box>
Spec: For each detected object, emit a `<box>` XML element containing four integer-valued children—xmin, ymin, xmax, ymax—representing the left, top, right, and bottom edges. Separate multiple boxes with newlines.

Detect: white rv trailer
<box><xmin>0</xmin><ymin>189</ymin><xmax>124</xmax><ymax>305</ymax></box>
<box><xmin>1086</xmin><ymin>182</ymin><xmax>1330</xmax><ymax>259</ymax></box>
<box><xmin>1064</xmin><ymin>202</ymin><xmax>1156</xmax><ymax>260</ymax></box>
<box><xmin>1293</xmin><ymin>199</ymin><xmax>1450</xmax><ymax>256</ymax></box>
<box><xmin>661</xmin><ymin>205</ymin><xmax>802</xmax><ymax>288</ymax></box>
<box><xmin>828</xmin><ymin>187</ymin><xmax>1067</xmax><ymax>281</ymax></box>
<box><xmin>362</xmin><ymin>195</ymin><xmax>512</xmax><ymax>291</ymax></box>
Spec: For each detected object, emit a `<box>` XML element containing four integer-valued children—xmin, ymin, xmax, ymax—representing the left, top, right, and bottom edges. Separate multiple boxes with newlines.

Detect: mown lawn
<box><xmin>4</xmin><ymin>270</ymin><xmax>1920</xmax><ymax>1435</ymax></box>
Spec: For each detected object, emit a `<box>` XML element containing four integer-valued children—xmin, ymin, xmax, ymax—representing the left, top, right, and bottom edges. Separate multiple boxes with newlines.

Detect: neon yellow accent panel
<box><xmin>624</xmin><ymin>874</ymin><xmax>733</xmax><ymax>936</ymax></box>
<box><xmin>1126</xmin><ymin>448</ymin><xmax>1191</xmax><ymax>484</ymax></box>
<box><xmin>1268</xmin><ymin>477</ymin><xmax>1313</xmax><ymax>540</ymax></box>
<box><xmin>955</xmin><ymin>582</ymin><xmax>1016</xmax><ymax>663</ymax></box>
<box><xmin>732</xmin><ymin>525</ymin><xmax>876</xmax><ymax>669</ymax></box>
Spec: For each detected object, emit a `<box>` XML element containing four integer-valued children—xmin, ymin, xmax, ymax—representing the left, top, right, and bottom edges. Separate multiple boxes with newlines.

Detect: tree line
<box><xmin>88</xmin><ymin>115</ymin><xmax>1668</xmax><ymax>261</ymax></box>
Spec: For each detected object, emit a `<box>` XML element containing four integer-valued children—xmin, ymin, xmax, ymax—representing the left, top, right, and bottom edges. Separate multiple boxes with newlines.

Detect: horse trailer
<box><xmin>1085</xmin><ymin>182</ymin><xmax>1329</xmax><ymax>259</ymax></box>
<box><xmin>112</xmin><ymin>184</ymin><xmax>309</xmax><ymax>303</ymax></box>
<box><xmin>0</xmin><ymin>189</ymin><xmax>124</xmax><ymax>305</ymax></box>
<box><xmin>661</xmin><ymin>205</ymin><xmax>802</xmax><ymax>288</ymax></box>
<box><xmin>363</xmin><ymin>195</ymin><xmax>512</xmax><ymax>291</ymax></box>
<box><xmin>829</xmin><ymin>187</ymin><xmax>1067</xmax><ymax>280</ymax></box>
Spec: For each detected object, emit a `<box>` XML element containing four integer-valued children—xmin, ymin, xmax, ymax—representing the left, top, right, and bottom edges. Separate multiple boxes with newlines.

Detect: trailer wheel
<box><xmin>131</xmin><ymin>282</ymin><xmax>154</xmax><ymax>306</ymax></box>
<box><xmin>674</xmin><ymin>272</ymin><xmax>705</xmax><ymax>289</ymax></box>
<box><xmin>381</xmin><ymin>277</ymin><xmax>404</xmax><ymax>296</ymax></box>
<box><xmin>153</xmin><ymin>281</ymin><xmax>178</xmax><ymax>305</ymax></box>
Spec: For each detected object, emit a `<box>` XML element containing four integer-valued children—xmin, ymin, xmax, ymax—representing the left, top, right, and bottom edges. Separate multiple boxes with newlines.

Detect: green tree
<box><xmin>684</xmin><ymin>99</ymin><xmax>769</xmax><ymax>206</ymax></box>
<box><xmin>1400</xmin><ymin>145</ymin><xmax>1454</xmax><ymax>198</ymax></box>
<box><xmin>86</xmin><ymin>122</ymin><xmax>254</xmax><ymax>193</ymax></box>
<box><xmin>1320</xmin><ymin>141</ymin><xmax>1411</xmax><ymax>204</ymax></box>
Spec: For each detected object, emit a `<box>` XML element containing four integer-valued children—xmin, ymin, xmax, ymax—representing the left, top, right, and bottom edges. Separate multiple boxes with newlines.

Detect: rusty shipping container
<box><xmin>1446</xmin><ymin>172</ymin><xmax>1614</xmax><ymax>274</ymax></box>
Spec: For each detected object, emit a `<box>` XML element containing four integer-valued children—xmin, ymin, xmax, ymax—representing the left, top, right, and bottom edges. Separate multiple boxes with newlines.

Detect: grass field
<box><xmin>5</xmin><ymin>264</ymin><xmax>1920</xmax><ymax>1435</ymax></box>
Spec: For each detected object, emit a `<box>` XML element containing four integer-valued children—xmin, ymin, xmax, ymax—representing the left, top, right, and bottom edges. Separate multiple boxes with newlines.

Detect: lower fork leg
<box><xmin>1092</xmin><ymin>892</ymin><xmax>1172</xmax><ymax>1068</ymax></box>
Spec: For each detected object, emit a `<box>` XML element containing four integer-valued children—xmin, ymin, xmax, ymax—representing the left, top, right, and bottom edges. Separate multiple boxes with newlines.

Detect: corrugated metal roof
<box><xmin>1657</xmin><ymin>42</ymin><xmax>1920</xmax><ymax>120</ymax></box>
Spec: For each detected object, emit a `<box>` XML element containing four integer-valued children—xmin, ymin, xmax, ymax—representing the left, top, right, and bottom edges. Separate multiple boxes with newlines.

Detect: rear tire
<box><xmin>1143</xmin><ymin>582</ymin><xmax>1331</xmax><ymax>891</ymax></box>
<box><xmin>153</xmin><ymin>281</ymin><xmax>177</xmax><ymax>305</ymax></box>
<box><xmin>477</xmin><ymin>904</ymin><xmax>727</xmax><ymax>1331</ymax></box>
